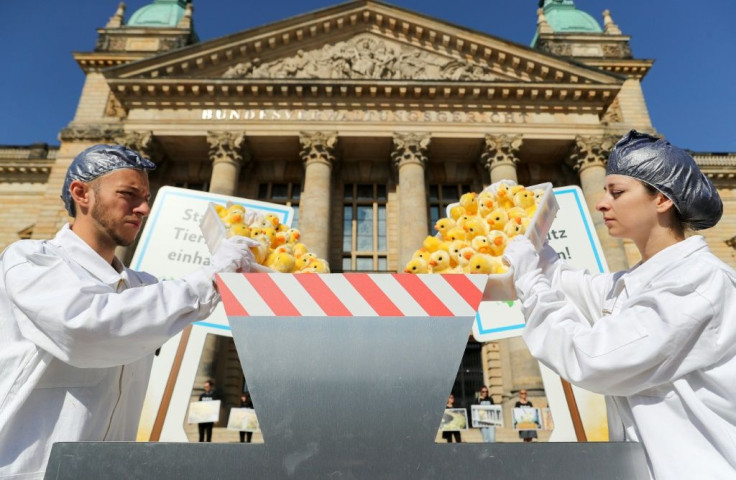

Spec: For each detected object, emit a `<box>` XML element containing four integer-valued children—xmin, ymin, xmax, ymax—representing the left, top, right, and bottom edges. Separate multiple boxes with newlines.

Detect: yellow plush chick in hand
<box><xmin>227</xmin><ymin>223</ymin><xmax>251</xmax><ymax>238</ymax></box>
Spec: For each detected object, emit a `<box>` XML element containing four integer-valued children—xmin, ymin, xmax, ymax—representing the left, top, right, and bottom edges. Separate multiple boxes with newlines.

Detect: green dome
<box><xmin>128</xmin><ymin>0</ymin><xmax>187</xmax><ymax>27</ymax></box>
<box><xmin>540</xmin><ymin>0</ymin><xmax>602</xmax><ymax>34</ymax></box>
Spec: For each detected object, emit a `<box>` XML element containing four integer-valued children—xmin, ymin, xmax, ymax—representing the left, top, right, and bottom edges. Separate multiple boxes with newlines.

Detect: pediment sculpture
<box><xmin>223</xmin><ymin>34</ymin><xmax>500</xmax><ymax>81</ymax></box>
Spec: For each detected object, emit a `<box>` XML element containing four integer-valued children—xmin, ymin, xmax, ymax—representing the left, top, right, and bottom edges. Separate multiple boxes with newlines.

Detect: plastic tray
<box><xmin>199</xmin><ymin>202</ymin><xmax>275</xmax><ymax>273</ymax></box>
<box><xmin>445</xmin><ymin>182</ymin><xmax>559</xmax><ymax>301</ymax></box>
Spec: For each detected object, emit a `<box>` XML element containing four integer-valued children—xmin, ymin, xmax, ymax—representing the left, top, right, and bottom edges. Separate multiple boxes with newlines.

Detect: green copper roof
<box><xmin>540</xmin><ymin>0</ymin><xmax>602</xmax><ymax>34</ymax></box>
<box><xmin>127</xmin><ymin>0</ymin><xmax>188</xmax><ymax>27</ymax></box>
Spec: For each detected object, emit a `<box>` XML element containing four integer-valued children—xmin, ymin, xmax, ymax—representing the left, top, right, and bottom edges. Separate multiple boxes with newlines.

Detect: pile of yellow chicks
<box><xmin>215</xmin><ymin>204</ymin><xmax>330</xmax><ymax>273</ymax></box>
<box><xmin>404</xmin><ymin>183</ymin><xmax>545</xmax><ymax>275</ymax></box>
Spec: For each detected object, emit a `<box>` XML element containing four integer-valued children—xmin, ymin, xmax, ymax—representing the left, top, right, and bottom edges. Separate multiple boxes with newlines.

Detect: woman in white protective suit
<box><xmin>502</xmin><ymin>130</ymin><xmax>736</xmax><ymax>480</ymax></box>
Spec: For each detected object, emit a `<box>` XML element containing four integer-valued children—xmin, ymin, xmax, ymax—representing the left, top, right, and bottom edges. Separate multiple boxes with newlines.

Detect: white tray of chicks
<box><xmin>199</xmin><ymin>202</ymin><xmax>330</xmax><ymax>274</ymax></box>
<box><xmin>404</xmin><ymin>181</ymin><xmax>559</xmax><ymax>300</ymax></box>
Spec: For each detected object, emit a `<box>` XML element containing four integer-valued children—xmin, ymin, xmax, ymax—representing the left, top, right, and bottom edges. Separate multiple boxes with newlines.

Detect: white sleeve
<box><xmin>536</xmin><ymin>243</ymin><xmax>611</xmax><ymax>326</ymax></box>
<box><xmin>5</xmin><ymin>251</ymin><xmax>220</xmax><ymax>368</ymax></box>
<box><xmin>517</xmin><ymin>267</ymin><xmax>728</xmax><ymax>397</ymax></box>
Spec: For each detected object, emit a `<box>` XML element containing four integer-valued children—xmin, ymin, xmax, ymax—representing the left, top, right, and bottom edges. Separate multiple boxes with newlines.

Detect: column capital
<box><xmin>115</xmin><ymin>130</ymin><xmax>163</xmax><ymax>164</ymax></box>
<box><xmin>568</xmin><ymin>135</ymin><xmax>617</xmax><ymax>173</ymax></box>
<box><xmin>480</xmin><ymin>134</ymin><xmax>522</xmax><ymax>172</ymax></box>
<box><xmin>299</xmin><ymin>131</ymin><xmax>338</xmax><ymax>166</ymax></box>
<box><xmin>207</xmin><ymin>131</ymin><xmax>249</xmax><ymax>166</ymax></box>
<box><xmin>391</xmin><ymin>132</ymin><xmax>430</xmax><ymax>170</ymax></box>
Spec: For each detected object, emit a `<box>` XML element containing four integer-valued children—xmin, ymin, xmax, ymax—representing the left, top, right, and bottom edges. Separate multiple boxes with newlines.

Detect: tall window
<box><xmin>258</xmin><ymin>182</ymin><xmax>301</xmax><ymax>229</ymax></box>
<box><xmin>428</xmin><ymin>184</ymin><xmax>472</xmax><ymax>231</ymax></box>
<box><xmin>342</xmin><ymin>184</ymin><xmax>387</xmax><ymax>272</ymax></box>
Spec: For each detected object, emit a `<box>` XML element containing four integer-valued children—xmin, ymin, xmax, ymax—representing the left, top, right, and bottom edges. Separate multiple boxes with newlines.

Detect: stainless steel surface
<box><xmin>45</xmin><ymin>314</ymin><xmax>650</xmax><ymax>478</ymax></box>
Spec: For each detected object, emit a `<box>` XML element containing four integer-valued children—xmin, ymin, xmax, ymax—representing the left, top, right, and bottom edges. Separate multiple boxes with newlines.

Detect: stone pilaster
<box><xmin>569</xmin><ymin>135</ymin><xmax>629</xmax><ymax>271</ymax></box>
<box><xmin>299</xmin><ymin>132</ymin><xmax>337</xmax><ymax>260</ymax></box>
<box><xmin>480</xmin><ymin>134</ymin><xmax>522</xmax><ymax>184</ymax></box>
<box><xmin>391</xmin><ymin>132</ymin><xmax>430</xmax><ymax>267</ymax></box>
<box><xmin>207</xmin><ymin>132</ymin><xmax>248</xmax><ymax>196</ymax></box>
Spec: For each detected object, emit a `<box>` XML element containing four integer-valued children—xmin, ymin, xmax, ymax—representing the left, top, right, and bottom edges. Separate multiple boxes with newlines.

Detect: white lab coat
<box><xmin>0</xmin><ymin>224</ymin><xmax>221</xmax><ymax>479</ymax></box>
<box><xmin>515</xmin><ymin>236</ymin><xmax>736</xmax><ymax>479</ymax></box>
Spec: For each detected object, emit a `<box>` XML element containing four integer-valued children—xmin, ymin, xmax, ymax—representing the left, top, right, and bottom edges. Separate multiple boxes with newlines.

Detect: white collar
<box><xmin>622</xmin><ymin>236</ymin><xmax>708</xmax><ymax>293</ymax></box>
<box><xmin>50</xmin><ymin>224</ymin><xmax>127</xmax><ymax>286</ymax></box>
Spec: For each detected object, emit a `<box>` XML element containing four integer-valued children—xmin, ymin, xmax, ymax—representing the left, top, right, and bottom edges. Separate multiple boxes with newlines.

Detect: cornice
<box><xmin>582</xmin><ymin>59</ymin><xmax>654</xmax><ymax>80</ymax></box>
<box><xmin>74</xmin><ymin>52</ymin><xmax>149</xmax><ymax>73</ymax></box>
<box><xmin>108</xmin><ymin>78</ymin><xmax>620</xmax><ymax>114</ymax></box>
<box><xmin>0</xmin><ymin>158</ymin><xmax>54</xmax><ymax>183</ymax></box>
<box><xmin>694</xmin><ymin>153</ymin><xmax>736</xmax><ymax>185</ymax></box>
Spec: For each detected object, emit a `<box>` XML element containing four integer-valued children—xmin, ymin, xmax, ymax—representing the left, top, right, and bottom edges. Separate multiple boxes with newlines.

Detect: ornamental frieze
<box><xmin>58</xmin><ymin>124</ymin><xmax>124</xmax><ymax>142</ymax></box>
<box><xmin>223</xmin><ymin>34</ymin><xmax>500</xmax><ymax>81</ymax></box>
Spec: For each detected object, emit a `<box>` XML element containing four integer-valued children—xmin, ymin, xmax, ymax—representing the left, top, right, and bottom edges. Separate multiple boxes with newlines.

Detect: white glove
<box><xmin>503</xmin><ymin>236</ymin><xmax>540</xmax><ymax>283</ymax></box>
<box><xmin>243</xmin><ymin>210</ymin><xmax>263</xmax><ymax>227</ymax></box>
<box><xmin>211</xmin><ymin>235</ymin><xmax>259</xmax><ymax>273</ymax></box>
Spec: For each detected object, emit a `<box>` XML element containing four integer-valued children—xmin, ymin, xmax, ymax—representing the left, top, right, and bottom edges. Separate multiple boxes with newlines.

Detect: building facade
<box><xmin>2</xmin><ymin>0</ymin><xmax>735</xmax><ymax>433</ymax></box>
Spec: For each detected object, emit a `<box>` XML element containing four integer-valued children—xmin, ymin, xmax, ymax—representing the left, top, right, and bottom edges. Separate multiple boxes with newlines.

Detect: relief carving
<box><xmin>114</xmin><ymin>131</ymin><xmax>163</xmax><ymax>163</ymax></box>
<box><xmin>299</xmin><ymin>132</ymin><xmax>338</xmax><ymax>165</ymax></box>
<box><xmin>391</xmin><ymin>132</ymin><xmax>430</xmax><ymax>169</ymax></box>
<box><xmin>59</xmin><ymin>124</ymin><xmax>123</xmax><ymax>142</ymax></box>
<box><xmin>206</xmin><ymin>131</ymin><xmax>248</xmax><ymax>166</ymax></box>
<box><xmin>480</xmin><ymin>134</ymin><xmax>522</xmax><ymax>171</ymax></box>
<box><xmin>568</xmin><ymin>135</ymin><xmax>617</xmax><ymax>172</ymax></box>
<box><xmin>224</xmin><ymin>34</ymin><xmax>500</xmax><ymax>81</ymax></box>
<box><xmin>104</xmin><ymin>93</ymin><xmax>127</xmax><ymax>118</ymax></box>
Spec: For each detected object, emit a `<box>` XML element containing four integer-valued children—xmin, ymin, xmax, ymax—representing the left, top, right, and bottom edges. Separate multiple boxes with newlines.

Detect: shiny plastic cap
<box><xmin>61</xmin><ymin>144</ymin><xmax>156</xmax><ymax>217</ymax></box>
<box><xmin>607</xmin><ymin>130</ymin><xmax>722</xmax><ymax>230</ymax></box>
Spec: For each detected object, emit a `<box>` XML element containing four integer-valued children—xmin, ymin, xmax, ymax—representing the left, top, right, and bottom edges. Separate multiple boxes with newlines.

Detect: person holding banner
<box><xmin>0</xmin><ymin>145</ymin><xmax>257</xmax><ymax>479</ymax></box>
<box><xmin>502</xmin><ymin>130</ymin><xmax>735</xmax><ymax>479</ymax></box>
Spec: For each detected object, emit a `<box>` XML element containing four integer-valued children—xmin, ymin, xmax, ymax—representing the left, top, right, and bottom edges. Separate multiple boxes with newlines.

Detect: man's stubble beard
<box><xmin>91</xmin><ymin>198</ymin><xmax>135</xmax><ymax>247</ymax></box>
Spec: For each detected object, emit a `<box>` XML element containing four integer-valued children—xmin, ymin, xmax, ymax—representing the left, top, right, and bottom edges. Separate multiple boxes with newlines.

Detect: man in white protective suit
<box><xmin>0</xmin><ymin>145</ymin><xmax>257</xmax><ymax>479</ymax></box>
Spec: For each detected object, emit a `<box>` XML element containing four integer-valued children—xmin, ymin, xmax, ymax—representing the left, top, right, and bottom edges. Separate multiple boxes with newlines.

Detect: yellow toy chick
<box><xmin>496</xmin><ymin>184</ymin><xmax>515</xmax><ymax>210</ymax></box>
<box><xmin>445</xmin><ymin>227</ymin><xmax>467</xmax><ymax>243</ymax></box>
<box><xmin>434</xmin><ymin>218</ymin><xmax>456</xmax><ymax>240</ymax></box>
<box><xmin>459</xmin><ymin>192</ymin><xmax>478</xmax><ymax>215</ymax></box>
<box><xmin>422</xmin><ymin>235</ymin><xmax>442</xmax><ymax>253</ymax></box>
<box><xmin>298</xmin><ymin>257</ymin><xmax>330</xmax><ymax>273</ymax></box>
<box><xmin>266</xmin><ymin>251</ymin><xmax>296</xmax><ymax>273</ymax></box>
<box><xmin>429</xmin><ymin>250</ymin><xmax>453</xmax><ymax>273</ymax></box>
<box><xmin>513</xmin><ymin>189</ymin><xmax>537</xmax><ymax>217</ymax></box>
<box><xmin>227</xmin><ymin>223</ymin><xmax>251</xmax><ymax>238</ymax></box>
<box><xmin>404</xmin><ymin>258</ymin><xmax>429</xmax><ymax>274</ymax></box>
<box><xmin>463</xmin><ymin>217</ymin><xmax>488</xmax><ymax>240</ymax></box>
<box><xmin>449</xmin><ymin>205</ymin><xmax>466</xmax><ymax>221</ymax></box>
<box><xmin>486</xmin><ymin>208</ymin><xmax>509</xmax><ymax>231</ymax></box>
<box><xmin>471</xmin><ymin>235</ymin><xmax>492</xmax><ymax>255</ymax></box>
<box><xmin>487</xmin><ymin>230</ymin><xmax>509</xmax><ymax>256</ymax></box>
<box><xmin>503</xmin><ymin>217</ymin><xmax>526</xmax><ymax>238</ymax></box>
<box><xmin>467</xmin><ymin>253</ymin><xmax>495</xmax><ymax>274</ymax></box>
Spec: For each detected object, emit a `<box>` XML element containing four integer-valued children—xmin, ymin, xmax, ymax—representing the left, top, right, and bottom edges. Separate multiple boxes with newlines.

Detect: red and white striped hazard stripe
<box><xmin>216</xmin><ymin>273</ymin><xmax>488</xmax><ymax>317</ymax></box>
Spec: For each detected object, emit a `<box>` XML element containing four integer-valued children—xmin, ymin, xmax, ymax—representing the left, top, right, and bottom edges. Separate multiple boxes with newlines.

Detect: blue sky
<box><xmin>1</xmin><ymin>0</ymin><xmax>734</xmax><ymax>151</ymax></box>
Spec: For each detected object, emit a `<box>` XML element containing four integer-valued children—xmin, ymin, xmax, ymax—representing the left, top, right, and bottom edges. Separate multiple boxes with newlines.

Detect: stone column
<box><xmin>569</xmin><ymin>135</ymin><xmax>628</xmax><ymax>271</ymax></box>
<box><xmin>207</xmin><ymin>131</ymin><xmax>248</xmax><ymax>196</ymax></box>
<box><xmin>391</xmin><ymin>132</ymin><xmax>430</xmax><ymax>267</ymax></box>
<box><xmin>480</xmin><ymin>134</ymin><xmax>522</xmax><ymax>184</ymax></box>
<box><xmin>299</xmin><ymin>132</ymin><xmax>337</xmax><ymax>260</ymax></box>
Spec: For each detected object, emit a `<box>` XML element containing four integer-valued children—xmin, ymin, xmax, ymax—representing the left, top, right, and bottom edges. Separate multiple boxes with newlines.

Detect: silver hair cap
<box><xmin>606</xmin><ymin>130</ymin><xmax>722</xmax><ymax>230</ymax></box>
<box><xmin>61</xmin><ymin>144</ymin><xmax>156</xmax><ymax>217</ymax></box>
